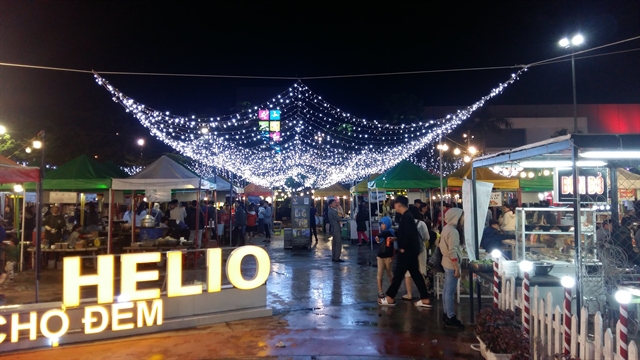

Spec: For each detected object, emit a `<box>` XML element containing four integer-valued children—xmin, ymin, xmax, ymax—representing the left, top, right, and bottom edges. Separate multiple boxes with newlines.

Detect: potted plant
<box><xmin>475</xmin><ymin>308</ymin><xmax>530</xmax><ymax>360</ymax></box>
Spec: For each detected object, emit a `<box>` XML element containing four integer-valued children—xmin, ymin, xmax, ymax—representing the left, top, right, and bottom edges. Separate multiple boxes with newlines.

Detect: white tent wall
<box><xmin>407</xmin><ymin>191</ymin><xmax>423</xmax><ymax>204</ymax></box>
<box><xmin>462</xmin><ymin>179</ymin><xmax>493</xmax><ymax>261</ymax></box>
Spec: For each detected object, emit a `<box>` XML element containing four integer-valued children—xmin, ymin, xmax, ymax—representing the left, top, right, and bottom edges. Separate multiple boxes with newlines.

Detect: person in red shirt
<box><xmin>246</xmin><ymin>204</ymin><xmax>258</xmax><ymax>239</ymax></box>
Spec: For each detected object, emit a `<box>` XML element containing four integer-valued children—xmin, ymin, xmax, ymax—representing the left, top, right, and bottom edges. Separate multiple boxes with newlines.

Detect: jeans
<box><xmin>443</xmin><ymin>268</ymin><xmax>457</xmax><ymax>318</ymax></box>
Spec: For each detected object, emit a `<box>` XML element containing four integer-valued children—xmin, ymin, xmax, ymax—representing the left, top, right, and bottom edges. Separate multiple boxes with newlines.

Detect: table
<box><xmin>27</xmin><ymin>247</ymin><xmax>104</xmax><ymax>269</ymax></box>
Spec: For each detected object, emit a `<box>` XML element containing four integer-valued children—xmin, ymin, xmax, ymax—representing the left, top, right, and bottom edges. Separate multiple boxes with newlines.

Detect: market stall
<box><xmin>110</xmin><ymin>155</ymin><xmax>212</xmax><ymax>251</ymax></box>
<box><xmin>467</xmin><ymin>134</ymin><xmax>640</xmax><ymax>322</ymax></box>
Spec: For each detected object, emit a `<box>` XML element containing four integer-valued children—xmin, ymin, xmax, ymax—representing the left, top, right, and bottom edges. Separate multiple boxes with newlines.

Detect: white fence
<box><xmin>500</xmin><ymin>274</ymin><xmax>638</xmax><ymax>360</ymax></box>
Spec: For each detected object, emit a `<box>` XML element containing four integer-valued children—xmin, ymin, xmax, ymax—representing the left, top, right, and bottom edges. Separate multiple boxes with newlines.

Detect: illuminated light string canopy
<box><xmin>94</xmin><ymin>68</ymin><xmax>527</xmax><ymax>188</ymax></box>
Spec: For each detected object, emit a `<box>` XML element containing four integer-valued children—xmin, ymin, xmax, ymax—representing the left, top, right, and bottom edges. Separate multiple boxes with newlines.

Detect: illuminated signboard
<box><xmin>258</xmin><ymin>109</ymin><xmax>282</xmax><ymax>146</ymax></box>
<box><xmin>0</xmin><ymin>246</ymin><xmax>270</xmax><ymax>345</ymax></box>
<box><xmin>554</xmin><ymin>168</ymin><xmax>608</xmax><ymax>203</ymax></box>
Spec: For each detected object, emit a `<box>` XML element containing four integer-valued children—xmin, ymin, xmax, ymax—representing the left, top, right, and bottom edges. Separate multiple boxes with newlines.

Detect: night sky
<box><xmin>0</xmin><ymin>1</ymin><xmax>639</xmax><ymax>163</ymax></box>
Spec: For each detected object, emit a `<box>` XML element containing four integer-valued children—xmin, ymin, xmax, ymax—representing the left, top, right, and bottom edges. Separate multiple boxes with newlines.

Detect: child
<box><xmin>1</xmin><ymin>236</ymin><xmax>19</xmax><ymax>284</ymax></box>
<box><xmin>375</xmin><ymin>216</ymin><xmax>395</xmax><ymax>298</ymax></box>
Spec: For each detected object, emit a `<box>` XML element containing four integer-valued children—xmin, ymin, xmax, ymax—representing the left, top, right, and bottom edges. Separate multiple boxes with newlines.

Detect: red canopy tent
<box><xmin>0</xmin><ymin>156</ymin><xmax>40</xmax><ymax>183</ymax></box>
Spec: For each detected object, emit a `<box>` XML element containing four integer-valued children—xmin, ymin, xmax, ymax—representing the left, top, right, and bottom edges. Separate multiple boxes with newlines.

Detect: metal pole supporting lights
<box><xmin>137</xmin><ymin>138</ymin><xmax>145</xmax><ymax>159</ymax></box>
<box><xmin>33</xmin><ymin>131</ymin><xmax>45</xmax><ymax>302</ymax></box>
<box><xmin>558</xmin><ymin>34</ymin><xmax>584</xmax><ymax>133</ymax></box>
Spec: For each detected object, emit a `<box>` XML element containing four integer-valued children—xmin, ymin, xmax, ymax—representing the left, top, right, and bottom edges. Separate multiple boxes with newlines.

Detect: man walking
<box><xmin>378</xmin><ymin>196</ymin><xmax>432</xmax><ymax>308</ymax></box>
<box><xmin>328</xmin><ymin>199</ymin><xmax>344</xmax><ymax>262</ymax></box>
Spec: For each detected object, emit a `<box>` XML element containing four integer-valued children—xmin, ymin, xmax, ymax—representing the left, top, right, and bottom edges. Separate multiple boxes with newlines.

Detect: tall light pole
<box><xmin>437</xmin><ymin>140</ymin><xmax>449</xmax><ymax>230</ymax></box>
<box><xmin>559</xmin><ymin>34</ymin><xmax>584</xmax><ymax>134</ymax></box>
<box><xmin>137</xmin><ymin>138</ymin><xmax>145</xmax><ymax>160</ymax></box>
<box><xmin>33</xmin><ymin>131</ymin><xmax>45</xmax><ymax>302</ymax></box>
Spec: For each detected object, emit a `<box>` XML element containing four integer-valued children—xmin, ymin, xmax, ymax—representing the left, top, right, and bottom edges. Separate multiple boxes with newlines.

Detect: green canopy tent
<box><xmin>43</xmin><ymin>154</ymin><xmax>118</xmax><ymax>191</ymax></box>
<box><xmin>101</xmin><ymin>161</ymin><xmax>130</xmax><ymax>178</ymax></box>
<box><xmin>369</xmin><ymin>160</ymin><xmax>441</xmax><ymax>190</ymax></box>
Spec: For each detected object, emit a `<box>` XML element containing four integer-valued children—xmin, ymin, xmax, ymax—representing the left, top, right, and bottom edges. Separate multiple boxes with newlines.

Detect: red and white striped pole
<box><xmin>519</xmin><ymin>261</ymin><xmax>533</xmax><ymax>339</ymax></box>
<box><xmin>615</xmin><ymin>290</ymin><xmax>632</xmax><ymax>360</ymax></box>
<box><xmin>491</xmin><ymin>250</ymin><xmax>501</xmax><ymax>309</ymax></box>
<box><xmin>561</xmin><ymin>276</ymin><xmax>575</xmax><ymax>356</ymax></box>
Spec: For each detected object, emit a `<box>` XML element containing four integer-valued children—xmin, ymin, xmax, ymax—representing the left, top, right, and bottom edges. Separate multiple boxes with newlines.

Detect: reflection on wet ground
<box><xmin>0</xmin><ymin>232</ymin><xmax>483</xmax><ymax>359</ymax></box>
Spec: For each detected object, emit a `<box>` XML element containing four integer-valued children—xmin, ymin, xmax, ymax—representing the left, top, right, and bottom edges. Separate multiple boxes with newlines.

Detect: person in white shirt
<box><xmin>499</xmin><ymin>204</ymin><xmax>516</xmax><ymax>236</ymax></box>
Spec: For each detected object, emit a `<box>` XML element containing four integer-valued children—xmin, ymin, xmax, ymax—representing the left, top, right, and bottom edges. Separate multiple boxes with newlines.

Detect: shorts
<box><xmin>377</xmin><ymin>257</ymin><xmax>393</xmax><ymax>279</ymax></box>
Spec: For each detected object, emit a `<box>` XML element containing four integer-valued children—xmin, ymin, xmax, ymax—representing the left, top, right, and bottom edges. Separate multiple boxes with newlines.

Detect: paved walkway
<box><xmin>1</xmin><ymin>232</ymin><xmax>483</xmax><ymax>359</ymax></box>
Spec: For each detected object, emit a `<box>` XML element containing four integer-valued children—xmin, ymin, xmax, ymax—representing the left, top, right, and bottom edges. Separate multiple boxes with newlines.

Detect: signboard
<box><xmin>290</xmin><ymin>196</ymin><xmax>311</xmax><ymax>248</ymax></box>
<box><xmin>619</xmin><ymin>189</ymin><xmax>636</xmax><ymax>200</ymax></box>
<box><xmin>365</xmin><ymin>192</ymin><xmax>387</xmax><ymax>202</ymax></box>
<box><xmin>554</xmin><ymin>168</ymin><xmax>608</xmax><ymax>204</ymax></box>
<box><xmin>257</xmin><ymin>109</ymin><xmax>282</xmax><ymax>153</ymax></box>
<box><xmin>50</xmin><ymin>191</ymin><xmax>78</xmax><ymax>204</ymax></box>
<box><xmin>0</xmin><ymin>246</ymin><xmax>270</xmax><ymax>346</ymax></box>
<box><xmin>489</xmin><ymin>192</ymin><xmax>502</xmax><ymax>207</ymax></box>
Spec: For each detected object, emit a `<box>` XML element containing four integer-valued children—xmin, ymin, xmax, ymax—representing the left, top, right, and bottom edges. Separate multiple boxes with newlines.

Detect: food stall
<box><xmin>110</xmin><ymin>155</ymin><xmax>212</xmax><ymax>251</ymax></box>
<box><xmin>467</xmin><ymin>134</ymin><xmax>640</xmax><ymax>321</ymax></box>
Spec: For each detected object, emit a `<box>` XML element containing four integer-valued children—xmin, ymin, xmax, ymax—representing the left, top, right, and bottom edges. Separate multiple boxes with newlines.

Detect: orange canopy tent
<box><xmin>446</xmin><ymin>163</ymin><xmax>519</xmax><ymax>189</ymax></box>
<box><xmin>0</xmin><ymin>155</ymin><xmax>40</xmax><ymax>184</ymax></box>
<box><xmin>243</xmin><ymin>183</ymin><xmax>272</xmax><ymax>197</ymax></box>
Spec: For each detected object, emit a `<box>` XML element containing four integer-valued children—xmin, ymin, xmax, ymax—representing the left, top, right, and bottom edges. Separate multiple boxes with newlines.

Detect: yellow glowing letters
<box><xmin>63</xmin><ymin>255</ymin><xmax>114</xmax><ymax>307</ymax></box>
<box><xmin>166</xmin><ymin>251</ymin><xmax>202</xmax><ymax>297</ymax></box>
<box><xmin>226</xmin><ymin>246</ymin><xmax>270</xmax><ymax>290</ymax></box>
<box><xmin>120</xmin><ymin>252</ymin><xmax>161</xmax><ymax>301</ymax></box>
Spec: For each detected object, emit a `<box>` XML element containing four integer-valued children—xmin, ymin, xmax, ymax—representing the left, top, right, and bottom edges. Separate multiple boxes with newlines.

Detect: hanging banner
<box><xmin>489</xmin><ymin>192</ymin><xmax>502</xmax><ymax>207</ymax></box>
<box><xmin>463</xmin><ymin>179</ymin><xmax>493</xmax><ymax>261</ymax></box>
<box><xmin>554</xmin><ymin>168</ymin><xmax>608</xmax><ymax>204</ymax></box>
<box><xmin>619</xmin><ymin>189</ymin><xmax>636</xmax><ymax>200</ymax></box>
<box><xmin>25</xmin><ymin>192</ymin><xmax>37</xmax><ymax>203</ymax></box>
<box><xmin>364</xmin><ymin>192</ymin><xmax>387</xmax><ymax>202</ymax></box>
<box><xmin>50</xmin><ymin>191</ymin><xmax>78</xmax><ymax>204</ymax></box>
<box><xmin>145</xmin><ymin>189</ymin><xmax>172</xmax><ymax>202</ymax></box>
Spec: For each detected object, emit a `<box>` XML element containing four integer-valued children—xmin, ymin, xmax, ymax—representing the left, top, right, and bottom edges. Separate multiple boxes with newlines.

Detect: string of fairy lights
<box><xmin>95</xmin><ymin>67</ymin><xmax>528</xmax><ymax>188</ymax></box>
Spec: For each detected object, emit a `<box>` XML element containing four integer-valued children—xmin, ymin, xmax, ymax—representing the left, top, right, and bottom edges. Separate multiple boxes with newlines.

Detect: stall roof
<box><xmin>473</xmin><ymin>134</ymin><xmax>640</xmax><ymax>168</ymax></box>
<box><xmin>204</xmin><ymin>175</ymin><xmax>234</xmax><ymax>192</ymax></box>
<box><xmin>369</xmin><ymin>160</ymin><xmax>441</xmax><ymax>189</ymax></box>
<box><xmin>41</xmin><ymin>154</ymin><xmax>118</xmax><ymax>190</ymax></box>
<box><xmin>111</xmin><ymin>155</ymin><xmax>210</xmax><ymax>190</ymax></box>
<box><xmin>243</xmin><ymin>183</ymin><xmax>272</xmax><ymax>196</ymax></box>
<box><xmin>352</xmin><ymin>174</ymin><xmax>380</xmax><ymax>193</ymax></box>
<box><xmin>447</xmin><ymin>162</ymin><xmax>519</xmax><ymax>189</ymax></box>
<box><xmin>314</xmin><ymin>183</ymin><xmax>349</xmax><ymax>197</ymax></box>
<box><xmin>0</xmin><ymin>156</ymin><xmax>40</xmax><ymax>184</ymax></box>
<box><xmin>101</xmin><ymin>161</ymin><xmax>130</xmax><ymax>178</ymax></box>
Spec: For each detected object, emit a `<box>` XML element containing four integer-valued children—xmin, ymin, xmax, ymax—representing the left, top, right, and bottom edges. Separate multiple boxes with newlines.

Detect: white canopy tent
<box><xmin>111</xmin><ymin>155</ymin><xmax>211</xmax><ymax>190</ymax></box>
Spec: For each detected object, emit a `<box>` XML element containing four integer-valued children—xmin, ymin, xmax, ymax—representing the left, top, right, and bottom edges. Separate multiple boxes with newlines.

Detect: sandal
<box><xmin>378</xmin><ymin>297</ymin><xmax>396</xmax><ymax>306</ymax></box>
<box><xmin>414</xmin><ymin>300</ymin><xmax>433</xmax><ymax>308</ymax></box>
<box><xmin>402</xmin><ymin>294</ymin><xmax>413</xmax><ymax>301</ymax></box>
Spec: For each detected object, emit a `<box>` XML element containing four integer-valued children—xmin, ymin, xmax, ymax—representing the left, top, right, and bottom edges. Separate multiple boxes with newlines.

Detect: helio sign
<box><xmin>0</xmin><ymin>246</ymin><xmax>270</xmax><ymax>345</ymax></box>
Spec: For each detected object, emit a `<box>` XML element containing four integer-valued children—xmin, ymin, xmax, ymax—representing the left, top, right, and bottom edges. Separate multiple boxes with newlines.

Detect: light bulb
<box><xmin>453</xmin><ymin>148</ymin><xmax>461</xmax><ymax>155</ymax></box>
<box><xmin>528</xmin><ymin>171</ymin><xmax>535</xmax><ymax>178</ymax></box>
<box><xmin>25</xmin><ymin>147</ymin><xmax>32</xmax><ymax>153</ymax></box>
<box><xmin>137</xmin><ymin>139</ymin><xmax>145</xmax><ymax>146</ymax></box>
<box><xmin>468</xmin><ymin>146</ymin><xmax>477</xmax><ymax>155</ymax></box>
<box><xmin>543</xmin><ymin>169</ymin><xmax>550</xmax><ymax>176</ymax></box>
<box><xmin>463</xmin><ymin>155</ymin><xmax>471</xmax><ymax>163</ymax></box>
<box><xmin>571</xmin><ymin>34</ymin><xmax>584</xmax><ymax>46</ymax></box>
<box><xmin>0</xmin><ymin>125</ymin><xmax>6</xmax><ymax>134</ymax></box>
<box><xmin>559</xmin><ymin>38</ymin><xmax>570</xmax><ymax>48</ymax></box>
<box><xmin>32</xmin><ymin>140</ymin><xmax>42</xmax><ymax>149</ymax></box>
<box><xmin>520</xmin><ymin>172</ymin><xmax>527</xmax><ymax>178</ymax></box>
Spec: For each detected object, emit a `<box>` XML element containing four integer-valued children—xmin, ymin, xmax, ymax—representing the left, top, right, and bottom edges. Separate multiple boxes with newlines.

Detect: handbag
<box><xmin>428</xmin><ymin>237</ymin><xmax>445</xmax><ymax>273</ymax></box>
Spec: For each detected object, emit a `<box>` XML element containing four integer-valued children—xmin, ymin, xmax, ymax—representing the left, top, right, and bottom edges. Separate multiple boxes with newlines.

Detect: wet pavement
<box><xmin>1</xmin><ymin>232</ymin><xmax>483</xmax><ymax>359</ymax></box>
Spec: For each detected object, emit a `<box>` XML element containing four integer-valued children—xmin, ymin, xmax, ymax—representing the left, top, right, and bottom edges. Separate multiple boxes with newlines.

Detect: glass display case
<box><xmin>513</xmin><ymin>207</ymin><xmax>597</xmax><ymax>263</ymax></box>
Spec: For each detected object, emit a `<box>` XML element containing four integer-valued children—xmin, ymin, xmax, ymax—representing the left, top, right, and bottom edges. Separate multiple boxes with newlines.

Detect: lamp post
<box><xmin>137</xmin><ymin>138</ymin><xmax>145</xmax><ymax>159</ymax></box>
<box><xmin>559</xmin><ymin>34</ymin><xmax>584</xmax><ymax>133</ymax></box>
<box><xmin>437</xmin><ymin>140</ymin><xmax>448</xmax><ymax>231</ymax></box>
<box><xmin>33</xmin><ymin>131</ymin><xmax>45</xmax><ymax>302</ymax></box>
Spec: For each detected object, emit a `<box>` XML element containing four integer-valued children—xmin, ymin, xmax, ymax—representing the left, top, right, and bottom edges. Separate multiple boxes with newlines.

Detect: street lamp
<box><xmin>559</xmin><ymin>34</ymin><xmax>584</xmax><ymax>133</ymax></box>
<box><xmin>33</xmin><ymin>130</ymin><xmax>45</xmax><ymax>303</ymax></box>
<box><xmin>0</xmin><ymin>125</ymin><xmax>6</xmax><ymax>135</ymax></box>
<box><xmin>137</xmin><ymin>138</ymin><xmax>145</xmax><ymax>159</ymax></box>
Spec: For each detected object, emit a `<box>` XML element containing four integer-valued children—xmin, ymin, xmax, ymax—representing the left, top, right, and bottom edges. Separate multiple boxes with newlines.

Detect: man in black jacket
<box><xmin>378</xmin><ymin>196</ymin><xmax>432</xmax><ymax>308</ymax></box>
